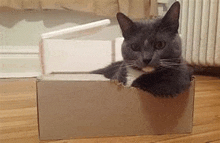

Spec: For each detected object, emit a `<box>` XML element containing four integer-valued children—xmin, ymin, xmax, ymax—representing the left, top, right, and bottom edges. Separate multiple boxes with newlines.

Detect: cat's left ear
<box><xmin>161</xmin><ymin>2</ymin><xmax>180</xmax><ymax>33</ymax></box>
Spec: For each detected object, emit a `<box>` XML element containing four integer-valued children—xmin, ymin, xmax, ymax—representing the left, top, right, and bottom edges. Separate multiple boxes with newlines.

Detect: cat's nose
<box><xmin>143</xmin><ymin>59</ymin><xmax>152</xmax><ymax>64</ymax></box>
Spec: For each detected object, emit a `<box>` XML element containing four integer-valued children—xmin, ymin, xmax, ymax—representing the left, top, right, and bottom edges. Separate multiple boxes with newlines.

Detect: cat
<box><xmin>91</xmin><ymin>2</ymin><xmax>192</xmax><ymax>98</ymax></box>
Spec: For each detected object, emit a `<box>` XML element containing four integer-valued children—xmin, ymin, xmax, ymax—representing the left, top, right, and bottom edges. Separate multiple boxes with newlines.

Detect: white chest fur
<box><xmin>126</xmin><ymin>67</ymin><xmax>145</xmax><ymax>87</ymax></box>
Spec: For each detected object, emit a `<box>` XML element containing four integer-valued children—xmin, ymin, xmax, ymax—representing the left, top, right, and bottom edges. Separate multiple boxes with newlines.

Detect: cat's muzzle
<box><xmin>142</xmin><ymin>66</ymin><xmax>155</xmax><ymax>73</ymax></box>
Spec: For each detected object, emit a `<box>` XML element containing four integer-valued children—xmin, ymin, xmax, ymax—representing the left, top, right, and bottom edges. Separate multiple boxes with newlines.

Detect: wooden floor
<box><xmin>0</xmin><ymin>76</ymin><xmax>220</xmax><ymax>143</ymax></box>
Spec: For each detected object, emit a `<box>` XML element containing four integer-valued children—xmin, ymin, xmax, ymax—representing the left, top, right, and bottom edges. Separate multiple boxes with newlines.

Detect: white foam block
<box><xmin>42</xmin><ymin>39</ymin><xmax>112</xmax><ymax>74</ymax></box>
<box><xmin>115</xmin><ymin>37</ymin><xmax>124</xmax><ymax>62</ymax></box>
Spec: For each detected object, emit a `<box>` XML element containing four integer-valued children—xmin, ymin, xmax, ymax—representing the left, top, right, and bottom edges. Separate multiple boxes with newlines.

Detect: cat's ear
<box><xmin>161</xmin><ymin>2</ymin><xmax>180</xmax><ymax>33</ymax></box>
<box><xmin>116</xmin><ymin>12</ymin><xmax>136</xmax><ymax>39</ymax></box>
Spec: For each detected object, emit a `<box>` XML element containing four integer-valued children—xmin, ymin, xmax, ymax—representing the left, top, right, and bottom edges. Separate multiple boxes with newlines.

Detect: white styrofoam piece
<box><xmin>185</xmin><ymin>0</ymin><xmax>195</xmax><ymax>64</ymax></box>
<box><xmin>215</xmin><ymin>1</ymin><xmax>220</xmax><ymax>66</ymax></box>
<box><xmin>41</xmin><ymin>19</ymin><xmax>111</xmax><ymax>39</ymax></box>
<box><xmin>199</xmin><ymin>0</ymin><xmax>210</xmax><ymax>66</ymax></box>
<box><xmin>206</xmin><ymin>0</ymin><xmax>218</xmax><ymax>66</ymax></box>
<box><xmin>43</xmin><ymin>39</ymin><xmax>112</xmax><ymax>74</ymax></box>
<box><xmin>115</xmin><ymin>37</ymin><xmax>124</xmax><ymax>62</ymax></box>
<box><xmin>192</xmin><ymin>0</ymin><xmax>202</xmax><ymax>65</ymax></box>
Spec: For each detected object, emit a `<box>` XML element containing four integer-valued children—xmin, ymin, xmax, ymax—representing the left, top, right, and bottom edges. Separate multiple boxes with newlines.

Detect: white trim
<box><xmin>1</xmin><ymin>54</ymin><xmax>39</xmax><ymax>58</ymax></box>
<box><xmin>0</xmin><ymin>72</ymin><xmax>41</xmax><ymax>78</ymax></box>
<box><xmin>1</xmin><ymin>54</ymin><xmax>41</xmax><ymax>78</ymax></box>
<box><xmin>0</xmin><ymin>46</ymin><xmax>39</xmax><ymax>54</ymax></box>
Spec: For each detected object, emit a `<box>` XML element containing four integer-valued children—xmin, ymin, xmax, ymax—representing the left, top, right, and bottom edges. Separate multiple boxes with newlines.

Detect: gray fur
<box><xmin>91</xmin><ymin>2</ymin><xmax>192</xmax><ymax>97</ymax></box>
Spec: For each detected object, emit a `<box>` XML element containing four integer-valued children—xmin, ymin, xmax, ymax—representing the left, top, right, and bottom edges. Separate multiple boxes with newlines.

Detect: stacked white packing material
<box><xmin>39</xmin><ymin>19</ymin><xmax>117</xmax><ymax>75</ymax></box>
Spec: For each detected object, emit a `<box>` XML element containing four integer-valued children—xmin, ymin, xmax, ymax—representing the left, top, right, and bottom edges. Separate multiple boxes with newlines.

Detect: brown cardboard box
<box><xmin>37</xmin><ymin>74</ymin><xmax>195</xmax><ymax>141</ymax></box>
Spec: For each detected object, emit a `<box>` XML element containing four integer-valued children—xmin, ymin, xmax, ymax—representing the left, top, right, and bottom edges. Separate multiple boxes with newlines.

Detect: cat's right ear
<box><xmin>116</xmin><ymin>12</ymin><xmax>136</xmax><ymax>39</ymax></box>
<box><xmin>160</xmin><ymin>2</ymin><xmax>180</xmax><ymax>33</ymax></box>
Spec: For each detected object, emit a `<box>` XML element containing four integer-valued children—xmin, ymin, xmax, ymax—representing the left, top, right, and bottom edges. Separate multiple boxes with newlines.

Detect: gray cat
<box><xmin>92</xmin><ymin>2</ymin><xmax>192</xmax><ymax>97</ymax></box>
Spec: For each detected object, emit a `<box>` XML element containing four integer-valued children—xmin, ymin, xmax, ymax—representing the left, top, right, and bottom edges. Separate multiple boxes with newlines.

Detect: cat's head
<box><xmin>117</xmin><ymin>2</ymin><xmax>182</xmax><ymax>71</ymax></box>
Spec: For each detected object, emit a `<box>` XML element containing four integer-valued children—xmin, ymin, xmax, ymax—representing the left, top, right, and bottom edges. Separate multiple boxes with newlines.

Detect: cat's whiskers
<box><xmin>124</xmin><ymin>64</ymin><xmax>138</xmax><ymax>69</ymax></box>
<box><xmin>159</xmin><ymin>58</ymin><xmax>185</xmax><ymax>70</ymax></box>
<box><xmin>124</xmin><ymin>61</ymin><xmax>140</xmax><ymax>69</ymax></box>
<box><xmin>106</xmin><ymin>62</ymin><xmax>137</xmax><ymax>72</ymax></box>
<box><xmin>160</xmin><ymin>61</ymin><xmax>183</xmax><ymax>65</ymax></box>
<box><xmin>160</xmin><ymin>63</ymin><xmax>184</xmax><ymax>67</ymax></box>
<box><xmin>160</xmin><ymin>58</ymin><xmax>182</xmax><ymax>63</ymax></box>
<box><xmin>160</xmin><ymin>58</ymin><xmax>181</xmax><ymax>61</ymax></box>
<box><xmin>159</xmin><ymin>63</ymin><xmax>184</xmax><ymax>71</ymax></box>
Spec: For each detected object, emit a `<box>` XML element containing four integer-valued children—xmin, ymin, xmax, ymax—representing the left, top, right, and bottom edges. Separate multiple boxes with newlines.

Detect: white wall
<box><xmin>0</xmin><ymin>10</ymin><xmax>122</xmax><ymax>46</ymax></box>
<box><xmin>0</xmin><ymin>10</ymin><xmax>122</xmax><ymax>78</ymax></box>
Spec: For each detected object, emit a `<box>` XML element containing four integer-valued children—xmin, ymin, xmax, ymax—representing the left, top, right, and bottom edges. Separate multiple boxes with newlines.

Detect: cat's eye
<box><xmin>130</xmin><ymin>43</ymin><xmax>140</xmax><ymax>51</ymax></box>
<box><xmin>154</xmin><ymin>41</ymin><xmax>166</xmax><ymax>50</ymax></box>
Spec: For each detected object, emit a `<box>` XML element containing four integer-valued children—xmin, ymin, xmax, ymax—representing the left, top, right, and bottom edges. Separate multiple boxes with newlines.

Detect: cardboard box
<box><xmin>37</xmin><ymin>74</ymin><xmax>195</xmax><ymax>141</ymax></box>
<box><xmin>37</xmin><ymin>19</ymin><xmax>195</xmax><ymax>141</ymax></box>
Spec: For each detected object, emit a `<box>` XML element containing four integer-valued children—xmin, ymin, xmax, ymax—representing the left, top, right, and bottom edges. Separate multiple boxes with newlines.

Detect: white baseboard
<box><xmin>0</xmin><ymin>46</ymin><xmax>39</xmax><ymax>54</ymax></box>
<box><xmin>0</xmin><ymin>46</ymin><xmax>41</xmax><ymax>78</ymax></box>
<box><xmin>0</xmin><ymin>72</ymin><xmax>41</xmax><ymax>78</ymax></box>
